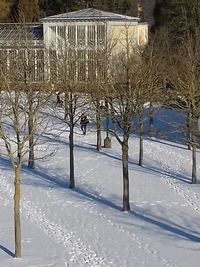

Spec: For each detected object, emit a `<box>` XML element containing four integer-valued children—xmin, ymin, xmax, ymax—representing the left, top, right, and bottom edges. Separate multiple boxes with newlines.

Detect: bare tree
<box><xmin>137</xmin><ymin>34</ymin><xmax>164</xmax><ymax>166</ymax></box>
<box><xmin>87</xmin><ymin>49</ymin><xmax>111</xmax><ymax>151</ymax></box>
<box><xmin>0</xmin><ymin>26</ymin><xmax>50</xmax><ymax>257</ymax></box>
<box><xmin>167</xmin><ymin>37</ymin><xmax>200</xmax><ymax>184</ymax></box>
<box><xmin>98</xmin><ymin>27</ymin><xmax>145</xmax><ymax>212</ymax></box>
<box><xmin>157</xmin><ymin>0</ymin><xmax>200</xmax><ymax>184</ymax></box>
<box><xmin>17</xmin><ymin>38</ymin><xmax>45</xmax><ymax>169</ymax></box>
<box><xmin>0</xmin><ymin>87</ymin><xmax>49</xmax><ymax>257</ymax></box>
<box><xmin>49</xmin><ymin>41</ymin><xmax>89</xmax><ymax>189</ymax></box>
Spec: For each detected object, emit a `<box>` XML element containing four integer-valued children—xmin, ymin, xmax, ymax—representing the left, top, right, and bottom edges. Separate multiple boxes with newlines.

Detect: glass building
<box><xmin>0</xmin><ymin>8</ymin><xmax>148</xmax><ymax>83</ymax></box>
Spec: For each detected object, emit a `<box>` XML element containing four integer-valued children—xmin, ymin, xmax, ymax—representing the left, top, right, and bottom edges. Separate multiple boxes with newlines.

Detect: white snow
<box><xmin>1</xmin><ymin>110</ymin><xmax>200</xmax><ymax>267</ymax></box>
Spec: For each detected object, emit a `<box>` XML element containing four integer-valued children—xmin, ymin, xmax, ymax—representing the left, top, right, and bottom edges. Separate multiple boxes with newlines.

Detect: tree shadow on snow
<box><xmin>0</xmin><ymin>245</ymin><xmax>14</xmax><ymax>257</ymax></box>
<box><xmin>141</xmin><ymin>164</ymin><xmax>191</xmax><ymax>184</ymax></box>
<box><xmin>129</xmin><ymin>209</ymin><xmax>200</xmax><ymax>243</ymax></box>
<box><xmin>0</xmin><ymin>156</ymin><xmax>68</xmax><ymax>188</ymax></box>
<box><xmin>74</xmin><ymin>186</ymin><xmax>122</xmax><ymax>212</ymax></box>
<box><xmin>21</xmin><ymin>165</ymin><xmax>68</xmax><ymax>189</ymax></box>
<box><xmin>0</xmin><ymin>148</ymin><xmax>193</xmax><ymax>188</ymax></box>
<box><xmin>98</xmin><ymin>150</ymin><xmax>191</xmax><ymax>184</ymax></box>
<box><xmin>22</xmin><ymin>164</ymin><xmax>123</xmax><ymax>212</ymax></box>
<box><xmin>146</xmin><ymin>137</ymin><xmax>190</xmax><ymax>151</ymax></box>
<box><xmin>0</xmin><ymin>157</ymin><xmax>12</xmax><ymax>171</ymax></box>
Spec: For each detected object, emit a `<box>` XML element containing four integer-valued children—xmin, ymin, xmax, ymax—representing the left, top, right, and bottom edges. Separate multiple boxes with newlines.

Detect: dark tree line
<box><xmin>39</xmin><ymin>0</ymin><xmax>134</xmax><ymax>17</ymax></box>
<box><xmin>0</xmin><ymin>0</ymin><xmax>149</xmax><ymax>22</ymax></box>
<box><xmin>153</xmin><ymin>0</ymin><xmax>200</xmax><ymax>39</ymax></box>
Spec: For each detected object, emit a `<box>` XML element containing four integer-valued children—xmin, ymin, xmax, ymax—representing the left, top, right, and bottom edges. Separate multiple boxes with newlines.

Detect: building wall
<box><xmin>107</xmin><ymin>21</ymin><xmax>137</xmax><ymax>54</ymax></box>
<box><xmin>42</xmin><ymin>19</ymin><xmax>148</xmax><ymax>82</ymax></box>
<box><xmin>0</xmin><ymin>18</ymin><xmax>148</xmax><ymax>85</ymax></box>
<box><xmin>0</xmin><ymin>47</ymin><xmax>45</xmax><ymax>83</ymax></box>
<box><xmin>43</xmin><ymin>20</ymin><xmax>148</xmax><ymax>52</ymax></box>
<box><xmin>43</xmin><ymin>21</ymin><xmax>106</xmax><ymax>50</ymax></box>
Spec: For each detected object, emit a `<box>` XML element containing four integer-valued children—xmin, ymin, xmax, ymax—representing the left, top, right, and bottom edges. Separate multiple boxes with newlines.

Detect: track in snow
<box><xmin>0</xmin><ymin>172</ymin><xmax>178</xmax><ymax>267</ymax></box>
<box><xmin>146</xmin><ymin>141</ymin><xmax>200</xmax><ymax>215</ymax></box>
<box><xmin>0</xmin><ymin>175</ymin><xmax>108</xmax><ymax>267</ymax></box>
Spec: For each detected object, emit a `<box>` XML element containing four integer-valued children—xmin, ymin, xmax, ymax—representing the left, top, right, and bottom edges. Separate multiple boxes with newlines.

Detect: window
<box><xmin>49</xmin><ymin>50</ymin><xmax>57</xmax><ymax>81</ymax></box>
<box><xmin>0</xmin><ymin>49</ymin><xmax>8</xmax><ymax>75</ymax></box>
<box><xmin>87</xmin><ymin>50</ymin><xmax>96</xmax><ymax>81</ymax></box>
<box><xmin>97</xmin><ymin>24</ymin><xmax>106</xmax><ymax>46</ymax></box>
<box><xmin>68</xmin><ymin>25</ymin><xmax>76</xmax><ymax>46</ymax></box>
<box><xmin>77</xmin><ymin>50</ymin><xmax>86</xmax><ymax>81</ymax></box>
<box><xmin>57</xmin><ymin>26</ymin><xmax>66</xmax><ymax>39</ymax></box>
<box><xmin>87</xmin><ymin>25</ymin><xmax>95</xmax><ymax>47</ymax></box>
<box><xmin>68</xmin><ymin>49</ymin><xmax>76</xmax><ymax>81</ymax></box>
<box><xmin>8</xmin><ymin>49</ymin><xmax>18</xmax><ymax>79</ymax></box>
<box><xmin>77</xmin><ymin>25</ymin><xmax>86</xmax><ymax>47</ymax></box>
<box><xmin>0</xmin><ymin>48</ymin><xmax>44</xmax><ymax>83</ymax></box>
<box><xmin>57</xmin><ymin>26</ymin><xmax>67</xmax><ymax>48</ymax></box>
<box><xmin>27</xmin><ymin>50</ymin><xmax>36</xmax><ymax>82</ymax></box>
<box><xmin>36</xmin><ymin>50</ymin><xmax>44</xmax><ymax>82</ymax></box>
<box><xmin>49</xmin><ymin>26</ymin><xmax>56</xmax><ymax>45</ymax></box>
<box><xmin>18</xmin><ymin>50</ymin><xmax>26</xmax><ymax>81</ymax></box>
<box><xmin>96</xmin><ymin>50</ymin><xmax>106</xmax><ymax>81</ymax></box>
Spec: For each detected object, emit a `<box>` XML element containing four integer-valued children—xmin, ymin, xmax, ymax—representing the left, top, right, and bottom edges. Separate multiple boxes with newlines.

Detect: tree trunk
<box><xmin>109</xmin><ymin>98</ymin><xmax>116</xmax><ymax>132</ymax></box>
<box><xmin>64</xmin><ymin>92</ymin><xmax>68</xmax><ymax>120</ymax></box>
<box><xmin>191</xmin><ymin>133</ymin><xmax>197</xmax><ymax>184</ymax></box>
<box><xmin>14</xmin><ymin>165</ymin><xmax>21</xmax><ymax>258</ymax></box>
<box><xmin>148</xmin><ymin>101</ymin><xmax>154</xmax><ymax>137</ymax></box>
<box><xmin>187</xmin><ymin>111</ymin><xmax>192</xmax><ymax>150</ymax></box>
<box><xmin>69</xmin><ymin>94</ymin><xmax>75</xmax><ymax>189</ymax></box>
<box><xmin>139</xmin><ymin>112</ymin><xmax>143</xmax><ymax>166</ymax></box>
<box><xmin>122</xmin><ymin>139</ymin><xmax>130</xmax><ymax>212</ymax></box>
<box><xmin>96</xmin><ymin>100</ymin><xmax>101</xmax><ymax>151</ymax></box>
<box><xmin>105</xmin><ymin>99</ymin><xmax>109</xmax><ymax>138</ymax></box>
<box><xmin>28</xmin><ymin>101</ymin><xmax>34</xmax><ymax>169</ymax></box>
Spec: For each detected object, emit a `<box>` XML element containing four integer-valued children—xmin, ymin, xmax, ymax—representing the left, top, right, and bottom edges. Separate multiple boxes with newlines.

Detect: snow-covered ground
<box><xmin>1</xmin><ymin>112</ymin><xmax>200</xmax><ymax>267</ymax></box>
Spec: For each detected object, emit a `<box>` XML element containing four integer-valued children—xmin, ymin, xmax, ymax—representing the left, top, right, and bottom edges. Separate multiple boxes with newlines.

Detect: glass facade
<box><xmin>77</xmin><ymin>25</ymin><xmax>86</xmax><ymax>47</ymax></box>
<box><xmin>0</xmin><ymin>48</ymin><xmax>44</xmax><ymax>83</ymax></box>
<box><xmin>48</xmin><ymin>23</ymin><xmax>106</xmax><ymax>48</ymax></box>
<box><xmin>0</xmin><ymin>9</ymin><xmax>148</xmax><ymax>85</ymax></box>
<box><xmin>47</xmin><ymin>23</ymin><xmax>107</xmax><ymax>82</ymax></box>
<box><xmin>88</xmin><ymin>25</ymin><xmax>95</xmax><ymax>47</ymax></box>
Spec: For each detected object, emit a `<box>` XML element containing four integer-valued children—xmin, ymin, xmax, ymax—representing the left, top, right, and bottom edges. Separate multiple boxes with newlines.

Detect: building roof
<box><xmin>41</xmin><ymin>8</ymin><xmax>140</xmax><ymax>22</ymax></box>
<box><xmin>0</xmin><ymin>24</ymin><xmax>43</xmax><ymax>47</ymax></box>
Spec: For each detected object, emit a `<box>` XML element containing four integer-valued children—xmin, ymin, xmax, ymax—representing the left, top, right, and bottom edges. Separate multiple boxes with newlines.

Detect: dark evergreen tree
<box><xmin>153</xmin><ymin>0</ymin><xmax>200</xmax><ymax>40</ymax></box>
<box><xmin>119</xmin><ymin>0</ymin><xmax>132</xmax><ymax>15</ymax></box>
<box><xmin>39</xmin><ymin>0</ymin><xmax>87</xmax><ymax>16</ymax></box>
<box><xmin>39</xmin><ymin>0</ymin><xmax>136</xmax><ymax>17</ymax></box>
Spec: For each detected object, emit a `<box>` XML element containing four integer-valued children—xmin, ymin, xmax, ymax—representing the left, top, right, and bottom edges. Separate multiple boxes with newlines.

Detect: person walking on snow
<box><xmin>80</xmin><ymin>113</ymin><xmax>89</xmax><ymax>135</ymax></box>
<box><xmin>56</xmin><ymin>92</ymin><xmax>63</xmax><ymax>107</ymax></box>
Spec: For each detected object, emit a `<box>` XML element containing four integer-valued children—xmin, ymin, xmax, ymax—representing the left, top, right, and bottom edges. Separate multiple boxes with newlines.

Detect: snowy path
<box><xmin>1</xmin><ymin>169</ymin><xmax>178</xmax><ymax>267</ymax></box>
<box><xmin>1</xmin><ymin>131</ymin><xmax>200</xmax><ymax>267</ymax></box>
<box><xmin>1</xmin><ymin>175</ymin><xmax>108</xmax><ymax>267</ymax></box>
<box><xmin>146</xmin><ymin>140</ymin><xmax>200</xmax><ymax>214</ymax></box>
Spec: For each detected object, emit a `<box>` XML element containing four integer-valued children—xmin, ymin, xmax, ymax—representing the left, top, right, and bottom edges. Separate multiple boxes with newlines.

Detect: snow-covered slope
<box><xmin>0</xmin><ymin>119</ymin><xmax>200</xmax><ymax>267</ymax></box>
